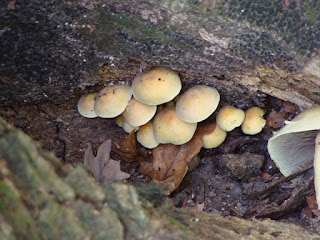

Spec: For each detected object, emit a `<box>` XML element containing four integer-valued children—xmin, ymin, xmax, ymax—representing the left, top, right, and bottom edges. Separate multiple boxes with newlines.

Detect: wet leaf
<box><xmin>84</xmin><ymin>140</ymin><xmax>130</xmax><ymax>184</ymax></box>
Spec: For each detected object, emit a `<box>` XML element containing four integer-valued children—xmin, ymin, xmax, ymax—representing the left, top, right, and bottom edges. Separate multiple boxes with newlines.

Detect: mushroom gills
<box><xmin>268</xmin><ymin>130</ymin><xmax>318</xmax><ymax>179</ymax></box>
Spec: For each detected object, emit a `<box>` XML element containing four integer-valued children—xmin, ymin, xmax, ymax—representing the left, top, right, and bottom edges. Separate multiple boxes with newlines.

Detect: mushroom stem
<box><xmin>314</xmin><ymin>132</ymin><xmax>320</xmax><ymax>209</ymax></box>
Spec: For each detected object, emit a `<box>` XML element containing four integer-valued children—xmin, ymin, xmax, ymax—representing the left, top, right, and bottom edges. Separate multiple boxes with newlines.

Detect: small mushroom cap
<box><xmin>77</xmin><ymin>93</ymin><xmax>98</xmax><ymax>118</ymax></box>
<box><xmin>132</xmin><ymin>67</ymin><xmax>181</xmax><ymax>105</ymax></box>
<box><xmin>202</xmin><ymin>124</ymin><xmax>227</xmax><ymax>149</ymax></box>
<box><xmin>122</xmin><ymin>98</ymin><xmax>157</xmax><ymax>127</ymax></box>
<box><xmin>176</xmin><ymin>85</ymin><xmax>220</xmax><ymax>123</ymax></box>
<box><xmin>116</xmin><ymin>115</ymin><xmax>125</xmax><ymax>127</ymax></box>
<box><xmin>137</xmin><ymin>121</ymin><xmax>159</xmax><ymax>149</ymax></box>
<box><xmin>241</xmin><ymin>107</ymin><xmax>266</xmax><ymax>135</ymax></box>
<box><xmin>123</xmin><ymin>121</ymin><xmax>139</xmax><ymax>133</ymax></box>
<box><xmin>153</xmin><ymin>106</ymin><xmax>197</xmax><ymax>145</ymax></box>
<box><xmin>216</xmin><ymin>106</ymin><xmax>245</xmax><ymax>132</ymax></box>
<box><xmin>94</xmin><ymin>85</ymin><xmax>132</xmax><ymax>118</ymax></box>
<box><xmin>268</xmin><ymin>105</ymin><xmax>320</xmax><ymax>178</ymax></box>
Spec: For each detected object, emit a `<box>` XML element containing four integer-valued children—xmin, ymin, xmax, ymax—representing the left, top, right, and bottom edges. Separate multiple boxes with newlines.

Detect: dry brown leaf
<box><xmin>112</xmin><ymin>123</ymin><xmax>215</xmax><ymax>192</ymax></box>
<box><xmin>111</xmin><ymin>131</ymin><xmax>149</xmax><ymax>163</ymax></box>
<box><xmin>111</xmin><ymin>131</ymin><xmax>137</xmax><ymax>162</ymax></box>
<box><xmin>140</xmin><ymin>122</ymin><xmax>216</xmax><ymax>192</ymax></box>
<box><xmin>266</xmin><ymin>111</ymin><xmax>286</xmax><ymax>128</ymax></box>
<box><xmin>84</xmin><ymin>140</ymin><xmax>130</xmax><ymax>184</ymax></box>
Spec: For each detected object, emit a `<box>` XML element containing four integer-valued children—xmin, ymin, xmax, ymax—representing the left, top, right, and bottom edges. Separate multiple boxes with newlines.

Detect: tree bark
<box><xmin>1</xmin><ymin>1</ymin><xmax>320</xmax><ymax>239</ymax></box>
<box><xmin>1</xmin><ymin>0</ymin><xmax>319</xmax><ymax>108</ymax></box>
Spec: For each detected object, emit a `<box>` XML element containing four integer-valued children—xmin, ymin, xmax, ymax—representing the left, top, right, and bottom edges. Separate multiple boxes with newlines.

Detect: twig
<box><xmin>246</xmin><ymin>162</ymin><xmax>314</xmax><ymax>199</ymax></box>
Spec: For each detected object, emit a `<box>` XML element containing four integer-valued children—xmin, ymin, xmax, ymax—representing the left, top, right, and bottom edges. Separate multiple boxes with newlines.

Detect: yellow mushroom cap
<box><xmin>137</xmin><ymin>121</ymin><xmax>159</xmax><ymax>149</ymax></box>
<box><xmin>122</xmin><ymin>98</ymin><xmax>157</xmax><ymax>127</ymax></box>
<box><xmin>216</xmin><ymin>106</ymin><xmax>245</xmax><ymax>132</ymax></box>
<box><xmin>116</xmin><ymin>115</ymin><xmax>125</xmax><ymax>127</ymax></box>
<box><xmin>77</xmin><ymin>93</ymin><xmax>98</xmax><ymax>118</ymax></box>
<box><xmin>122</xmin><ymin>120</ymin><xmax>139</xmax><ymax>133</ymax></box>
<box><xmin>241</xmin><ymin>107</ymin><xmax>266</xmax><ymax>135</ymax></box>
<box><xmin>176</xmin><ymin>85</ymin><xmax>220</xmax><ymax>123</ymax></box>
<box><xmin>94</xmin><ymin>85</ymin><xmax>132</xmax><ymax>118</ymax></box>
<box><xmin>153</xmin><ymin>106</ymin><xmax>197</xmax><ymax>145</ymax></box>
<box><xmin>202</xmin><ymin>125</ymin><xmax>227</xmax><ymax>149</ymax></box>
<box><xmin>132</xmin><ymin>67</ymin><xmax>181</xmax><ymax>105</ymax></box>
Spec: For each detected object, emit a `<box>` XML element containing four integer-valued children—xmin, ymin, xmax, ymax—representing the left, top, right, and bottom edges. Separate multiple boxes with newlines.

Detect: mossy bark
<box><xmin>1</xmin><ymin>117</ymin><xmax>320</xmax><ymax>239</ymax></box>
<box><xmin>1</xmin><ymin>0</ymin><xmax>319</xmax><ymax>109</ymax></box>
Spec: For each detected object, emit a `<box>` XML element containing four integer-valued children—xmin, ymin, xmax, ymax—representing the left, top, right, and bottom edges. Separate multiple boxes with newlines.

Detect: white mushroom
<box><xmin>267</xmin><ymin>105</ymin><xmax>320</xmax><ymax>209</ymax></box>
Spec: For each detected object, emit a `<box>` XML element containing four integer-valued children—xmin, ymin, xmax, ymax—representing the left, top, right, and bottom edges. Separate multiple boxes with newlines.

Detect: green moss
<box><xmin>167</xmin><ymin>217</ymin><xmax>189</xmax><ymax>231</ymax></box>
<box><xmin>65</xmin><ymin>165</ymin><xmax>104</xmax><ymax>201</ymax></box>
<box><xmin>37</xmin><ymin>201</ymin><xmax>87</xmax><ymax>240</ymax></box>
<box><xmin>74</xmin><ymin>200</ymin><xmax>124</xmax><ymax>240</ymax></box>
<box><xmin>0</xmin><ymin>180</ymin><xmax>40</xmax><ymax>240</ymax></box>
<box><xmin>306</xmin><ymin>8</ymin><xmax>319</xmax><ymax>23</ymax></box>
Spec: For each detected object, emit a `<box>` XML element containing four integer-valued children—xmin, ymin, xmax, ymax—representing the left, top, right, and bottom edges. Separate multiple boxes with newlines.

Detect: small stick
<box><xmin>246</xmin><ymin>162</ymin><xmax>314</xmax><ymax>199</ymax></box>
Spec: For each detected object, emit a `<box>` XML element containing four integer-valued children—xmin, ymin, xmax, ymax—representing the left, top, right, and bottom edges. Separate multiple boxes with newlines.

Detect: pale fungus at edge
<box><xmin>94</xmin><ymin>85</ymin><xmax>132</xmax><ymax>118</ymax></box>
<box><xmin>176</xmin><ymin>85</ymin><xmax>220</xmax><ymax>123</ymax></box>
<box><xmin>132</xmin><ymin>67</ymin><xmax>182</xmax><ymax>105</ymax></box>
<box><xmin>267</xmin><ymin>105</ymin><xmax>320</xmax><ymax>209</ymax></box>
<box><xmin>77</xmin><ymin>93</ymin><xmax>98</xmax><ymax>118</ymax></box>
<box><xmin>216</xmin><ymin>106</ymin><xmax>245</xmax><ymax>132</ymax></box>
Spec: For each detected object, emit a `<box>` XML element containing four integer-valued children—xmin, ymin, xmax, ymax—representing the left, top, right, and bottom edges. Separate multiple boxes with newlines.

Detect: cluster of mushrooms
<box><xmin>78</xmin><ymin>66</ymin><xmax>320</xmax><ymax>209</ymax></box>
<box><xmin>77</xmin><ymin>67</ymin><xmax>267</xmax><ymax>150</ymax></box>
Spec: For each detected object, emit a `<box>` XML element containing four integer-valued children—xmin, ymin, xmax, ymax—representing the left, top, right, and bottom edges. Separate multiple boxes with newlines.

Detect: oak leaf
<box><xmin>111</xmin><ymin>131</ymin><xmax>148</xmax><ymax>163</ymax></box>
<box><xmin>84</xmin><ymin>140</ymin><xmax>130</xmax><ymax>184</ymax></box>
<box><xmin>147</xmin><ymin>122</ymin><xmax>216</xmax><ymax>192</ymax></box>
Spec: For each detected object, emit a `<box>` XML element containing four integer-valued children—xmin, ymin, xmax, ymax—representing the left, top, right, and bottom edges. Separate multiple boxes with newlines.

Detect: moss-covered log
<box><xmin>1</xmin><ymin>118</ymin><xmax>320</xmax><ymax>239</ymax></box>
<box><xmin>1</xmin><ymin>0</ymin><xmax>319</xmax><ymax>109</ymax></box>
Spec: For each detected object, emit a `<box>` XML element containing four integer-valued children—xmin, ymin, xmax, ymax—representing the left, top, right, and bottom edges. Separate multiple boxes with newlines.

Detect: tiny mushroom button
<box><xmin>202</xmin><ymin>124</ymin><xmax>227</xmax><ymax>149</ymax></box>
<box><xmin>241</xmin><ymin>107</ymin><xmax>266</xmax><ymax>135</ymax></box>
<box><xmin>175</xmin><ymin>85</ymin><xmax>220</xmax><ymax>123</ymax></box>
<box><xmin>216</xmin><ymin>106</ymin><xmax>245</xmax><ymax>132</ymax></box>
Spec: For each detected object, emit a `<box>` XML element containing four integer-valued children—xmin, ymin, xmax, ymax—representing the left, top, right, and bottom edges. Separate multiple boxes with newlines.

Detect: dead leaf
<box><xmin>113</xmin><ymin>123</ymin><xmax>215</xmax><ymax>193</ymax></box>
<box><xmin>84</xmin><ymin>140</ymin><xmax>130</xmax><ymax>184</ymax></box>
<box><xmin>140</xmin><ymin>122</ymin><xmax>216</xmax><ymax>192</ymax></box>
<box><xmin>282</xmin><ymin>101</ymin><xmax>297</xmax><ymax>113</ymax></box>
<box><xmin>111</xmin><ymin>131</ymin><xmax>148</xmax><ymax>163</ymax></box>
<box><xmin>266</xmin><ymin>111</ymin><xmax>286</xmax><ymax>128</ymax></box>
